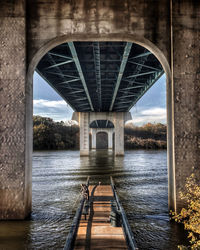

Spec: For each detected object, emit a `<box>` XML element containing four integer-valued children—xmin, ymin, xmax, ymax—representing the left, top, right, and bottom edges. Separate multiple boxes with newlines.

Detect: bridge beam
<box><xmin>93</xmin><ymin>42</ymin><xmax>102</xmax><ymax>110</ymax></box>
<box><xmin>109</xmin><ymin>42</ymin><xmax>132</xmax><ymax>111</ymax></box>
<box><xmin>68</xmin><ymin>42</ymin><xmax>94</xmax><ymax>111</ymax></box>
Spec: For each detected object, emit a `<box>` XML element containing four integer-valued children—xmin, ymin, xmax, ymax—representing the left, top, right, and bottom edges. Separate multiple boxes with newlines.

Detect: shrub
<box><xmin>33</xmin><ymin>115</ymin><xmax>79</xmax><ymax>150</ymax></box>
<box><xmin>171</xmin><ymin>174</ymin><xmax>200</xmax><ymax>249</ymax></box>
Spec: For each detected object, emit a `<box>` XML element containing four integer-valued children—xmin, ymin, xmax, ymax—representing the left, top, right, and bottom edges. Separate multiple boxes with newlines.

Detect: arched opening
<box><xmin>26</xmin><ymin>36</ymin><xmax>175</xmax><ymax>250</ymax></box>
<box><xmin>28</xmin><ymin>36</ymin><xmax>172</xmax><ymax>205</ymax></box>
<box><xmin>96</xmin><ymin>132</ymin><xmax>108</xmax><ymax>149</ymax></box>
<box><xmin>89</xmin><ymin>120</ymin><xmax>114</xmax><ymax>150</ymax></box>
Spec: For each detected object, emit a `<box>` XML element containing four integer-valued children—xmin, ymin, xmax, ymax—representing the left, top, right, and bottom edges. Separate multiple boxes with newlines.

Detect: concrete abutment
<box><xmin>0</xmin><ymin>0</ymin><xmax>199</xmax><ymax>219</ymax></box>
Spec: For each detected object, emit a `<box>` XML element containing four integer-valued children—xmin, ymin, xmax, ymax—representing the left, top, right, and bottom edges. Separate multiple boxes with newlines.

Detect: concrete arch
<box><xmin>26</xmin><ymin>34</ymin><xmax>173</xmax><ymax>214</ymax></box>
<box><xmin>96</xmin><ymin>129</ymin><xmax>114</xmax><ymax>134</ymax></box>
<box><xmin>27</xmin><ymin>34</ymin><xmax>171</xmax><ymax>78</ymax></box>
<box><xmin>90</xmin><ymin>127</ymin><xmax>114</xmax><ymax>150</ymax></box>
<box><xmin>96</xmin><ymin>130</ymin><xmax>108</xmax><ymax>135</ymax></box>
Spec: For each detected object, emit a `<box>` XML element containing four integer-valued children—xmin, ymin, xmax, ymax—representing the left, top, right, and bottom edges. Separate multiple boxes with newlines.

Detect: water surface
<box><xmin>0</xmin><ymin>150</ymin><xmax>188</xmax><ymax>249</ymax></box>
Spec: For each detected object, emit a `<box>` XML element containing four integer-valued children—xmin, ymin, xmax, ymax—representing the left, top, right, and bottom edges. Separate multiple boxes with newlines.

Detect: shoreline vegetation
<box><xmin>33</xmin><ymin>115</ymin><xmax>167</xmax><ymax>150</ymax></box>
<box><xmin>171</xmin><ymin>174</ymin><xmax>200</xmax><ymax>249</ymax></box>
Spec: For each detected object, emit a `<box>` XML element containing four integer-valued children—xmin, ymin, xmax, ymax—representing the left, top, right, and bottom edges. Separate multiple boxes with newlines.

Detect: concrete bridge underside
<box><xmin>0</xmin><ymin>0</ymin><xmax>200</xmax><ymax>219</ymax></box>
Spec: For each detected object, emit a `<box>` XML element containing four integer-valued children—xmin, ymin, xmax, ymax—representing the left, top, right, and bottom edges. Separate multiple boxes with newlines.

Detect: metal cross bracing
<box><xmin>93</xmin><ymin>42</ymin><xmax>102</xmax><ymax>111</ymax></box>
<box><xmin>36</xmin><ymin>41</ymin><xmax>164</xmax><ymax>113</ymax></box>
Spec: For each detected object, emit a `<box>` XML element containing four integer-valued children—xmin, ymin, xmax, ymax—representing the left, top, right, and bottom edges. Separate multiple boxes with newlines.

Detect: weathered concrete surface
<box><xmin>79</xmin><ymin>112</ymin><xmax>90</xmax><ymax>156</ymax></box>
<box><xmin>0</xmin><ymin>0</ymin><xmax>199</xmax><ymax>218</ymax></box>
<box><xmin>0</xmin><ymin>1</ymin><xmax>32</xmax><ymax>219</ymax></box>
<box><xmin>171</xmin><ymin>1</ymin><xmax>200</xmax><ymax>212</ymax></box>
<box><xmin>114</xmin><ymin>112</ymin><xmax>125</xmax><ymax>156</ymax></box>
<box><xmin>26</xmin><ymin>0</ymin><xmax>171</xmax><ymax>68</ymax></box>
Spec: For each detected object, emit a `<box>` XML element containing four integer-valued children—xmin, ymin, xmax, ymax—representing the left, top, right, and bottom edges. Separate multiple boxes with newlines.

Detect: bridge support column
<box><xmin>114</xmin><ymin>113</ymin><xmax>124</xmax><ymax>156</ymax></box>
<box><xmin>0</xmin><ymin>3</ymin><xmax>32</xmax><ymax>219</ymax></box>
<box><xmin>91</xmin><ymin>129</ymin><xmax>96</xmax><ymax>149</ymax></box>
<box><xmin>169</xmin><ymin>1</ymin><xmax>200</xmax><ymax>212</ymax></box>
<box><xmin>79</xmin><ymin>112</ymin><xmax>90</xmax><ymax>156</ymax></box>
<box><xmin>108</xmin><ymin>131</ymin><xmax>113</xmax><ymax>150</ymax></box>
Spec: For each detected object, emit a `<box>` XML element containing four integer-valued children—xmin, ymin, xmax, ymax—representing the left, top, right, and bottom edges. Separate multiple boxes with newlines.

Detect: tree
<box><xmin>171</xmin><ymin>174</ymin><xmax>200</xmax><ymax>249</ymax></box>
<box><xmin>33</xmin><ymin>115</ymin><xmax>79</xmax><ymax>150</ymax></box>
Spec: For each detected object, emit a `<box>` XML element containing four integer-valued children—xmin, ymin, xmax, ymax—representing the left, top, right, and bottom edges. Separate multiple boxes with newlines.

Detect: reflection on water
<box><xmin>0</xmin><ymin>150</ymin><xmax>188</xmax><ymax>249</ymax></box>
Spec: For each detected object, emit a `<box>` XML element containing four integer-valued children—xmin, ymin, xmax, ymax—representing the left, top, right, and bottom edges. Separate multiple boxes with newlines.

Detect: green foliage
<box><xmin>170</xmin><ymin>174</ymin><xmax>200</xmax><ymax>249</ymax></box>
<box><xmin>33</xmin><ymin>116</ymin><xmax>79</xmax><ymax>150</ymax></box>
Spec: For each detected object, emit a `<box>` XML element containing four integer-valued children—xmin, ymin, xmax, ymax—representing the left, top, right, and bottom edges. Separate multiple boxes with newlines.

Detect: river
<box><xmin>0</xmin><ymin>150</ymin><xmax>188</xmax><ymax>250</ymax></box>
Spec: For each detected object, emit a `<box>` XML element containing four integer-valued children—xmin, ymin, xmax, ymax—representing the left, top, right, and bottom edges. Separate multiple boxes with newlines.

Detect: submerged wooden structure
<box><xmin>64</xmin><ymin>177</ymin><xmax>137</xmax><ymax>250</ymax></box>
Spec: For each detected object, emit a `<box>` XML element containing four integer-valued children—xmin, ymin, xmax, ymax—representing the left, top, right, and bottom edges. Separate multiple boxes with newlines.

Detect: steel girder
<box><xmin>93</xmin><ymin>42</ymin><xmax>102</xmax><ymax>110</ymax></box>
<box><xmin>113</xmin><ymin>48</ymin><xmax>163</xmax><ymax>111</ymax></box>
<box><xmin>36</xmin><ymin>41</ymin><xmax>164</xmax><ymax>113</ymax></box>
<box><xmin>68</xmin><ymin>42</ymin><xmax>94</xmax><ymax>111</ymax></box>
<box><xmin>109</xmin><ymin>42</ymin><xmax>132</xmax><ymax>111</ymax></box>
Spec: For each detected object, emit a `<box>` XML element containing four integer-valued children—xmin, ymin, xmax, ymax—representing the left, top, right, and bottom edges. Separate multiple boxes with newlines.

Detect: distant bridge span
<box><xmin>36</xmin><ymin>41</ymin><xmax>163</xmax><ymax>156</ymax></box>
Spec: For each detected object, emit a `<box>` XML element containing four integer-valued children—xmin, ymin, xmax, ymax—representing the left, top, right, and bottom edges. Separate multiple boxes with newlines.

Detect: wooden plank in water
<box><xmin>74</xmin><ymin>185</ymin><xmax>127</xmax><ymax>250</ymax></box>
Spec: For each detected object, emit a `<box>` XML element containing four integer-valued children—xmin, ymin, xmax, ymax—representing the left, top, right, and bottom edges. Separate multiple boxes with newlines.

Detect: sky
<box><xmin>33</xmin><ymin>72</ymin><xmax>166</xmax><ymax>126</ymax></box>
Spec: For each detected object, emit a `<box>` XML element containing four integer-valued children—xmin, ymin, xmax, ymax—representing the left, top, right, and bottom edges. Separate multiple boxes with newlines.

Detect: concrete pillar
<box><xmin>0</xmin><ymin>2</ymin><xmax>32</xmax><ymax>219</ymax></box>
<box><xmin>170</xmin><ymin>1</ymin><xmax>200</xmax><ymax>212</ymax></box>
<box><xmin>114</xmin><ymin>113</ymin><xmax>124</xmax><ymax>156</ymax></box>
<box><xmin>108</xmin><ymin>130</ymin><xmax>113</xmax><ymax>149</ymax></box>
<box><xmin>79</xmin><ymin>112</ymin><xmax>90</xmax><ymax>156</ymax></box>
<box><xmin>91</xmin><ymin>129</ymin><xmax>96</xmax><ymax>149</ymax></box>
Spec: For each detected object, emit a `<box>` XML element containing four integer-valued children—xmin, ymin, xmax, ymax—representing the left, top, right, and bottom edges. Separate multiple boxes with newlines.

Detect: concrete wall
<box><xmin>171</xmin><ymin>1</ymin><xmax>200</xmax><ymax>211</ymax></box>
<box><xmin>26</xmin><ymin>0</ymin><xmax>171</xmax><ymax>65</ymax></box>
<box><xmin>0</xmin><ymin>0</ymin><xmax>199</xmax><ymax>218</ymax></box>
<box><xmin>0</xmin><ymin>1</ymin><xmax>32</xmax><ymax>219</ymax></box>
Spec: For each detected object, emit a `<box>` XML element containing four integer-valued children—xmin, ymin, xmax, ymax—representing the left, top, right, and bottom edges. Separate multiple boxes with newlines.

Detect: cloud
<box><xmin>33</xmin><ymin>100</ymin><xmax>166</xmax><ymax>126</ymax></box>
<box><xmin>34</xmin><ymin>99</ymin><xmax>68</xmax><ymax>108</ymax></box>
<box><xmin>141</xmin><ymin>107</ymin><xmax>166</xmax><ymax>116</ymax></box>
<box><xmin>33</xmin><ymin>99</ymin><xmax>73</xmax><ymax>121</ymax></box>
<box><xmin>129</xmin><ymin>107</ymin><xmax>166</xmax><ymax>126</ymax></box>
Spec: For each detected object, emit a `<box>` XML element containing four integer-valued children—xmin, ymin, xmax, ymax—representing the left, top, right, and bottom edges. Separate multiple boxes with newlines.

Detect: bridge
<box><xmin>36</xmin><ymin>41</ymin><xmax>163</xmax><ymax>155</ymax></box>
<box><xmin>0</xmin><ymin>0</ymin><xmax>199</xmax><ymax>219</ymax></box>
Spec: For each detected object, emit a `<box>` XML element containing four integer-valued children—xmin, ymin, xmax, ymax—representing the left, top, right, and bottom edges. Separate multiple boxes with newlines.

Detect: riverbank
<box><xmin>125</xmin><ymin>135</ymin><xmax>166</xmax><ymax>149</ymax></box>
<box><xmin>33</xmin><ymin>116</ymin><xmax>167</xmax><ymax>150</ymax></box>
